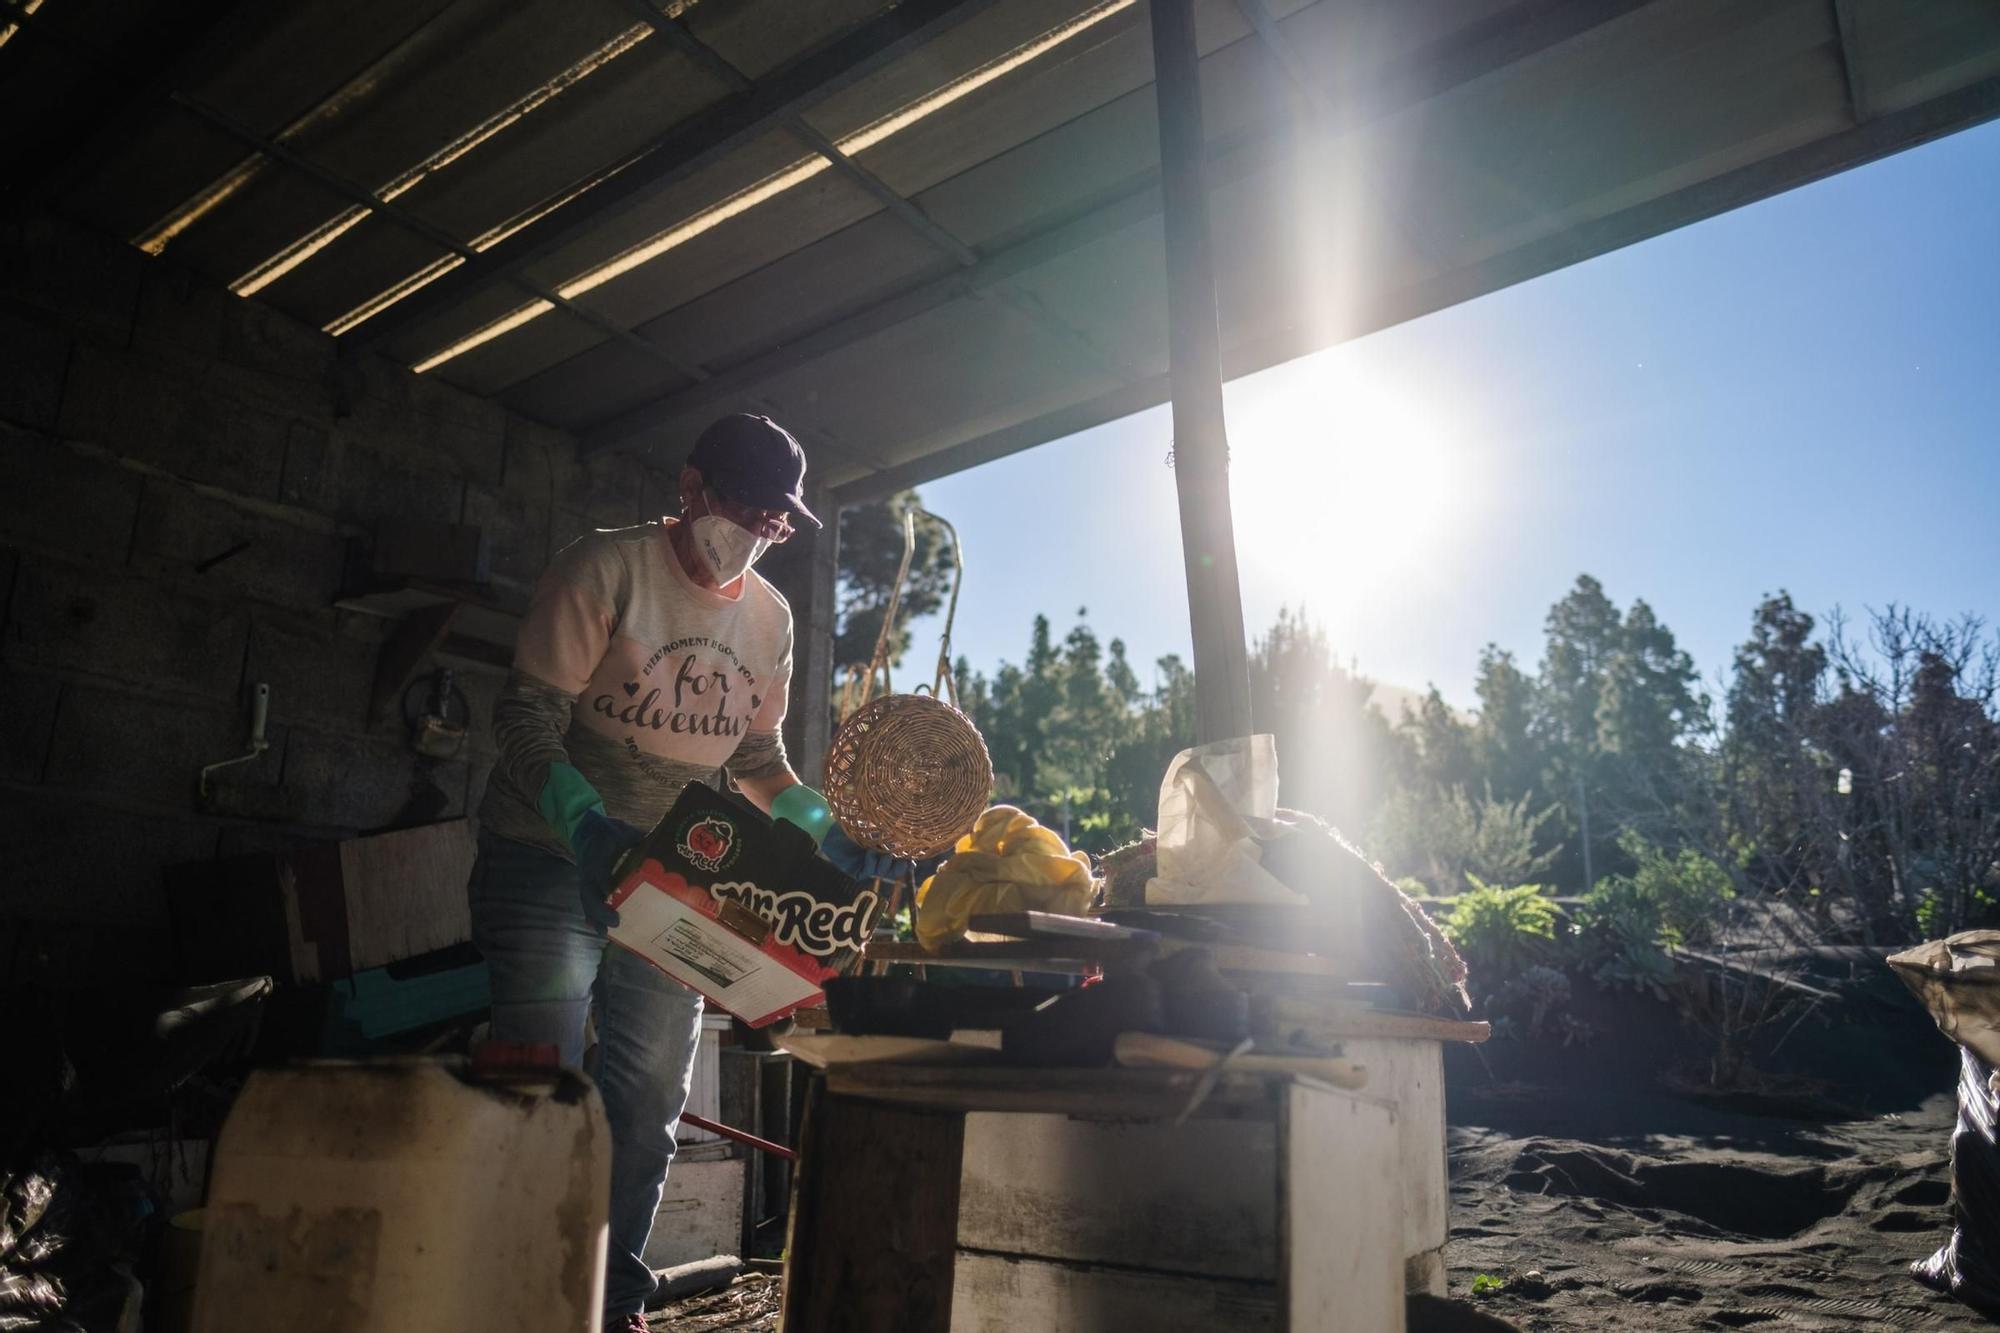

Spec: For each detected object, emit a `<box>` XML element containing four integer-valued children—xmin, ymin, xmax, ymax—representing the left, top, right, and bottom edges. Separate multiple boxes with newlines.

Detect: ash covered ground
<box><xmin>1442</xmin><ymin>1085</ymin><xmax>1976</xmax><ymax>1330</ymax></box>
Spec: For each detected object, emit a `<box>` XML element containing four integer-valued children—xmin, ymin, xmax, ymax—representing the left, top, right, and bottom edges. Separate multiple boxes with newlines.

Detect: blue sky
<box><xmin>901</xmin><ymin>118</ymin><xmax>2000</xmax><ymax>711</ymax></box>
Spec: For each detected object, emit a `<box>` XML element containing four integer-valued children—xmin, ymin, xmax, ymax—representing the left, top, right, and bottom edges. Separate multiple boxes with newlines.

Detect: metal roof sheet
<box><xmin>7</xmin><ymin>0</ymin><xmax>1997</xmax><ymax>504</ymax></box>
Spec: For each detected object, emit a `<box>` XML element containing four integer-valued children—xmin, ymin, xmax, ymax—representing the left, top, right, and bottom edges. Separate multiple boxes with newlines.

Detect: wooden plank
<box><xmin>776</xmin><ymin>1032</ymin><xmax>1002</xmax><ymax>1069</ymax></box>
<box><xmin>958</xmin><ymin>1112</ymin><xmax>1279</xmax><ymax>1281</ymax></box>
<box><xmin>965</xmin><ymin>911</ymin><xmax>1159</xmax><ymax>942</ymax></box>
<box><xmin>861</xmin><ymin>944</ymin><xmax>1098</xmax><ymax>976</ymax></box>
<box><xmin>1405</xmin><ymin>1247</ymin><xmax>1447</xmax><ymax>1299</ymax></box>
<box><xmin>1282</xmin><ymin>1082</ymin><xmax>1404</xmax><ymax>1333</ymax></box>
<box><xmin>950</xmin><ymin>1253</ymin><xmax>1279</xmax><ymax>1333</ymax></box>
<box><xmin>1112</xmin><ymin>1033</ymin><xmax>1367</xmax><ymax>1090</ymax></box>
<box><xmin>1259</xmin><ymin>999</ymin><xmax>1490</xmax><ymax>1045</ymax></box>
<box><xmin>643</xmin><ymin>1156</ymin><xmax>745</xmax><ymax>1270</ymax></box>
<box><xmin>337</xmin><ymin>818</ymin><xmax>477</xmax><ymax>972</ymax></box>
<box><xmin>822</xmin><ymin>1064</ymin><xmax>1279</xmax><ymax>1120</ymax></box>
<box><xmin>335</xmin><ymin>580</ymin><xmax>525</xmax><ymax>650</ymax></box>
<box><xmin>861</xmin><ymin>937</ymin><xmax>1359</xmax><ymax>978</ymax></box>
<box><xmin>1338</xmin><ymin>1039</ymin><xmax>1448</xmax><ymax>1271</ymax></box>
<box><xmin>782</xmin><ymin>1080</ymin><xmax>964</xmax><ymax>1333</ymax></box>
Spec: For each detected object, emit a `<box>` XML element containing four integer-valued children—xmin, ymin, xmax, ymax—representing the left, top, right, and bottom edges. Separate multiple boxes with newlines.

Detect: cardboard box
<box><xmin>607</xmin><ymin>783</ymin><xmax>876</xmax><ymax>1027</ymax></box>
<box><xmin>168</xmin><ymin>819</ymin><xmax>476</xmax><ymax>985</ymax></box>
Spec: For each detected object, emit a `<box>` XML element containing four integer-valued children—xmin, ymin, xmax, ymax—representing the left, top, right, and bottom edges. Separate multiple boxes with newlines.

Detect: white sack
<box><xmin>1145</xmin><ymin>734</ymin><xmax>1306</xmax><ymax>906</ymax></box>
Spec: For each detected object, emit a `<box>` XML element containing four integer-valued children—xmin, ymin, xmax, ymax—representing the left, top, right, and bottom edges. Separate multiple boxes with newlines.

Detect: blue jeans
<box><xmin>468</xmin><ymin>831</ymin><xmax>704</xmax><ymax>1319</ymax></box>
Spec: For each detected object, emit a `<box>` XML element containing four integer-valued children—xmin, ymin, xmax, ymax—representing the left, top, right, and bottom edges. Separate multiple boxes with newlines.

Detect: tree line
<box><xmin>837</xmin><ymin>496</ymin><xmax>2000</xmax><ymax>943</ymax></box>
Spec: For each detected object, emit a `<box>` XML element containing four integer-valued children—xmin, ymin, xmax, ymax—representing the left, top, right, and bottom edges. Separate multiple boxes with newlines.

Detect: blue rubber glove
<box><xmin>820</xmin><ymin>823</ymin><xmax>915</xmax><ymax>886</ymax></box>
<box><xmin>571</xmin><ymin>808</ymin><xmax>645</xmax><ymax>929</ymax></box>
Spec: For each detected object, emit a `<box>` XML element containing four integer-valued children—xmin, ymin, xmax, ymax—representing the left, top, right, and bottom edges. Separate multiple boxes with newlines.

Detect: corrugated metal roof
<box><xmin>10</xmin><ymin>0</ymin><xmax>2000</xmax><ymax>499</ymax></box>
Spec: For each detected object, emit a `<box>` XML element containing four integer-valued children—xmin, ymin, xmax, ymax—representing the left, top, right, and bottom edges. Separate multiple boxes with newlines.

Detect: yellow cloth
<box><xmin>914</xmin><ymin>806</ymin><xmax>1095</xmax><ymax>951</ymax></box>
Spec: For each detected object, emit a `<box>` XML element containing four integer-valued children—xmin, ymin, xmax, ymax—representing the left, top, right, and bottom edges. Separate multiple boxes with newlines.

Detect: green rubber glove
<box><xmin>537</xmin><ymin>761</ymin><xmax>606</xmax><ymax>850</ymax></box>
<box><xmin>770</xmin><ymin>783</ymin><xmax>835</xmax><ymax>846</ymax></box>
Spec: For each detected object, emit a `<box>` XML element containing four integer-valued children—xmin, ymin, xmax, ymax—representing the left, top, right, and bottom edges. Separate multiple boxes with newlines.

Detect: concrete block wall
<box><xmin>0</xmin><ymin>213</ymin><xmax>664</xmax><ymax>988</ymax></box>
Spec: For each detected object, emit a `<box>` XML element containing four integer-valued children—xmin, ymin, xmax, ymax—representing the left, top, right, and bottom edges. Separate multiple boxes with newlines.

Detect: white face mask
<box><xmin>689</xmin><ymin>513</ymin><xmax>771</xmax><ymax>584</ymax></box>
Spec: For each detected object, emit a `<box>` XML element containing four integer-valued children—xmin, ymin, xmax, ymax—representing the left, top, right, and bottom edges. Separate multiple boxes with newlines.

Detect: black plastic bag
<box><xmin>1913</xmin><ymin>1046</ymin><xmax>2000</xmax><ymax>1317</ymax></box>
<box><xmin>1890</xmin><ymin>933</ymin><xmax>2000</xmax><ymax>1318</ymax></box>
<box><xmin>0</xmin><ymin>1153</ymin><xmax>147</xmax><ymax>1332</ymax></box>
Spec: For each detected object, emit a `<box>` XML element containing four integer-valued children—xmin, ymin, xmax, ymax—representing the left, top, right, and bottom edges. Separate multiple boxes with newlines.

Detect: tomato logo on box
<box><xmin>679</xmin><ymin>814</ymin><xmax>737</xmax><ymax>872</ymax></box>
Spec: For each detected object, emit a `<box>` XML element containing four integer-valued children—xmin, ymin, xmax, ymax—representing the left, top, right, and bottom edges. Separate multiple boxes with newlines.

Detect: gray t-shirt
<box><xmin>479</xmin><ymin>520</ymin><xmax>793</xmax><ymax>856</ymax></box>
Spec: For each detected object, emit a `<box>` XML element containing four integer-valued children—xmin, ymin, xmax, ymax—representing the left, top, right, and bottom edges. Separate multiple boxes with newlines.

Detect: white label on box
<box><xmin>609</xmin><ymin>869</ymin><xmax>822</xmax><ymax>1025</ymax></box>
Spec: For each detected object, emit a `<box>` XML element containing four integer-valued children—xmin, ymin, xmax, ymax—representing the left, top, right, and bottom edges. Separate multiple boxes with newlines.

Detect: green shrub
<box><xmin>1492</xmin><ymin>964</ymin><xmax>1573</xmax><ymax>1040</ymax></box>
<box><xmin>1441</xmin><ymin>876</ymin><xmax>1558</xmax><ymax>993</ymax></box>
<box><xmin>1576</xmin><ymin>894</ymin><xmax>1676</xmax><ymax>1000</ymax></box>
<box><xmin>1568</xmin><ymin>836</ymin><xmax>1736</xmax><ymax>1002</ymax></box>
<box><xmin>1616</xmin><ymin>832</ymin><xmax>1734</xmax><ymax>947</ymax></box>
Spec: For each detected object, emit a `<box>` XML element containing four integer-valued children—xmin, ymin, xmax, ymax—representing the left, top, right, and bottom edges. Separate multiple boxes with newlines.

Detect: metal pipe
<box><xmin>681</xmin><ymin>1110</ymin><xmax>795</xmax><ymax>1161</ymax></box>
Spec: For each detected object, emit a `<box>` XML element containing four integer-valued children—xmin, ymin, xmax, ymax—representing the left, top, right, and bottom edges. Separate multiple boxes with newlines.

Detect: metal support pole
<box><xmin>1150</xmin><ymin>0</ymin><xmax>1253</xmax><ymax>745</ymax></box>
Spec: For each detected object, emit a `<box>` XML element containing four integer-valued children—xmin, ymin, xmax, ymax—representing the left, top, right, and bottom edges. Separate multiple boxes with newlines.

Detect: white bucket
<box><xmin>192</xmin><ymin>1057</ymin><xmax>610</xmax><ymax>1332</ymax></box>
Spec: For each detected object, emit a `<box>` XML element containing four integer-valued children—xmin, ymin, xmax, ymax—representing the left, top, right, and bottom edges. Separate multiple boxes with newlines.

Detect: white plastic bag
<box><xmin>1145</xmin><ymin>734</ymin><xmax>1305</xmax><ymax>906</ymax></box>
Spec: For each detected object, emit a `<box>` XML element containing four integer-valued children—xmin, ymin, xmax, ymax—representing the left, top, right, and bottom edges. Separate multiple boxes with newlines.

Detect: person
<box><xmin>468</xmin><ymin>413</ymin><xmax>820</xmax><ymax>1330</ymax></box>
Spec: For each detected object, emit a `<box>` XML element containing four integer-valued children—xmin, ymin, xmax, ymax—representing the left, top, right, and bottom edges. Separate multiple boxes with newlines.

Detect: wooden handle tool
<box><xmin>1113</xmin><ymin>1032</ymin><xmax>1368</xmax><ymax>1090</ymax></box>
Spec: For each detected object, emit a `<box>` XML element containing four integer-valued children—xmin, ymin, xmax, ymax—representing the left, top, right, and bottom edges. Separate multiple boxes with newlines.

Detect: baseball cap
<box><xmin>688</xmin><ymin>414</ymin><xmax>822</xmax><ymax>530</ymax></box>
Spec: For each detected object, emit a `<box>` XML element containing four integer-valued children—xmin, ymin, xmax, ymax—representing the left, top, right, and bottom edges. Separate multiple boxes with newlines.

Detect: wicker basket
<box><xmin>824</xmin><ymin>509</ymin><xmax>993</xmax><ymax>860</ymax></box>
<box><xmin>824</xmin><ymin>693</ymin><xmax>992</xmax><ymax>860</ymax></box>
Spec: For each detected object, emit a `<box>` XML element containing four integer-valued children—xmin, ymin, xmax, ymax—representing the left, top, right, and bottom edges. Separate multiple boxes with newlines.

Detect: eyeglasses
<box><xmin>704</xmin><ymin>489</ymin><xmax>794</xmax><ymax>542</ymax></box>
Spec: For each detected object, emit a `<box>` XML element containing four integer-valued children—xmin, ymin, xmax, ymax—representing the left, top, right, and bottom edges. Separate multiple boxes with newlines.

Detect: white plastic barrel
<box><xmin>192</xmin><ymin>1056</ymin><xmax>610</xmax><ymax>1332</ymax></box>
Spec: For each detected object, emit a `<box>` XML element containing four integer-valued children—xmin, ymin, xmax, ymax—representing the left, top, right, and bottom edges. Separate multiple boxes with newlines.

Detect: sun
<box><xmin>1223</xmin><ymin>351</ymin><xmax>1475</xmax><ymax>613</ymax></box>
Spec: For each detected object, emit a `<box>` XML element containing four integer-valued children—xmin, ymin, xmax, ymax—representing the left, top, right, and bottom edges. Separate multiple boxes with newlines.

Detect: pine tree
<box><xmin>1723</xmin><ymin>593</ymin><xmax>1828</xmax><ymax>897</ymax></box>
<box><xmin>1472</xmin><ymin>645</ymin><xmax>1540</xmax><ymax>802</ymax></box>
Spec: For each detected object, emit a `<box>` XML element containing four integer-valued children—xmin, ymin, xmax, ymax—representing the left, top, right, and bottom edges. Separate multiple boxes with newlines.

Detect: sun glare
<box><xmin>1224</xmin><ymin>354</ymin><xmax>1476</xmax><ymax>618</ymax></box>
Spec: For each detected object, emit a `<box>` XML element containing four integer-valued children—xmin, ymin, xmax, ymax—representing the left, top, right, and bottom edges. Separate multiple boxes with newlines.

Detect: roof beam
<box><xmin>1233</xmin><ymin>0</ymin><xmax>1334</xmax><ymax>121</ymax></box>
<box><xmin>779</xmin><ymin>114</ymin><xmax>979</xmax><ymax>268</ymax></box>
<box><xmin>1829</xmin><ymin>0</ymin><xmax>1871</xmax><ymax>125</ymax></box>
<box><xmin>0</xmin><ymin>0</ymin><xmax>701</xmax><ymax>380</ymax></box>
<box><xmin>578</xmin><ymin>160</ymin><xmax>1184</xmax><ymax>455</ymax></box>
<box><xmin>4</xmin><ymin>0</ymin><xmax>262</xmax><ymax>210</ymax></box>
<box><xmin>342</xmin><ymin>0</ymin><xmax>1001</xmax><ymax>353</ymax></box>
<box><xmin>833</xmin><ymin>374</ymin><xmax>1170</xmax><ymax>507</ymax></box>
<box><xmin>528</xmin><ymin>0</ymin><xmax>1132</xmax><ymax>411</ymax></box>
<box><xmin>132</xmin><ymin>1</ymin><xmax>495</xmax><ymax>260</ymax></box>
<box><xmin>164</xmin><ymin>92</ymin><xmax>707</xmax><ymax>382</ymax></box>
<box><xmin>581</xmin><ymin>0</ymin><xmax>1661</xmax><ymax>456</ymax></box>
<box><xmin>609</xmin><ymin>0</ymin><xmax>979</xmax><ymax>267</ymax></box>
